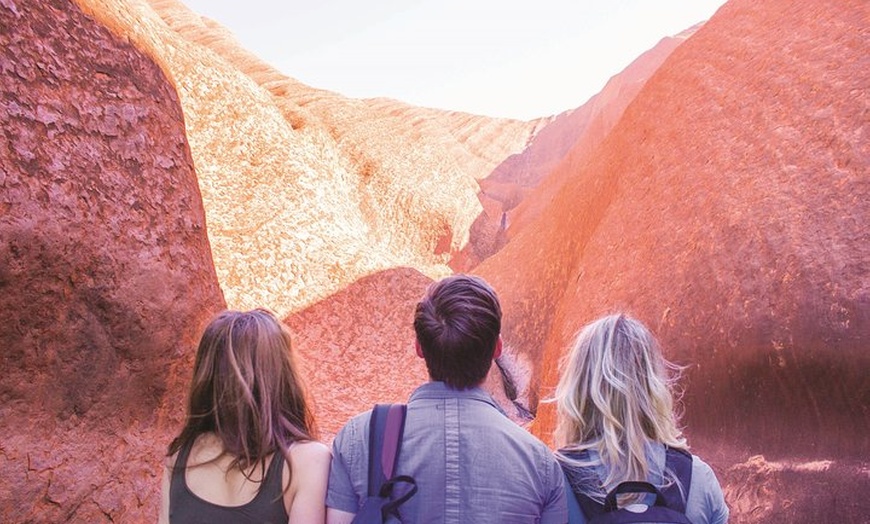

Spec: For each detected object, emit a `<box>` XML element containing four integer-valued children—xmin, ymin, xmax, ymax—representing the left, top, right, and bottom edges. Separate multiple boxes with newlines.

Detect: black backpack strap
<box><xmin>661</xmin><ymin>447</ymin><xmax>693</xmax><ymax>513</ymax></box>
<box><xmin>379</xmin><ymin>475</ymin><xmax>418</xmax><ymax>516</ymax></box>
<box><xmin>366</xmin><ymin>404</ymin><xmax>408</xmax><ymax>497</ymax></box>
<box><xmin>603</xmin><ymin>481</ymin><xmax>669</xmax><ymax>511</ymax></box>
<box><xmin>575</xmin><ymin>488</ymin><xmax>605</xmax><ymax>519</ymax></box>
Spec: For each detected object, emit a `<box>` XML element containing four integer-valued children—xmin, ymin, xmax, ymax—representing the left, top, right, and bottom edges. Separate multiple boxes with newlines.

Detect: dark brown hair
<box><xmin>167</xmin><ymin>309</ymin><xmax>316</xmax><ymax>476</ymax></box>
<box><xmin>414</xmin><ymin>274</ymin><xmax>502</xmax><ymax>389</ymax></box>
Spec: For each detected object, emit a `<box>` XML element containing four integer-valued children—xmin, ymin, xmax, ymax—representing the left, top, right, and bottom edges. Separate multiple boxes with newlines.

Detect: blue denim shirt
<box><xmin>327</xmin><ymin>382</ymin><xmax>568</xmax><ymax>523</ymax></box>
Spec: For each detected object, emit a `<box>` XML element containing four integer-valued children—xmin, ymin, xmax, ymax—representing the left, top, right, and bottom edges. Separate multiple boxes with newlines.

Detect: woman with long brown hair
<box><xmin>159</xmin><ymin>309</ymin><xmax>330</xmax><ymax>523</ymax></box>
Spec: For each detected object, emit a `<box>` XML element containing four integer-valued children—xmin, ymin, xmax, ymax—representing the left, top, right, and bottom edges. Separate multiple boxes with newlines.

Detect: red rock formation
<box><xmin>718</xmin><ymin>454</ymin><xmax>869</xmax><ymax>523</ymax></box>
<box><xmin>6</xmin><ymin>0</ymin><xmax>868</xmax><ymax>522</ymax></box>
<box><xmin>1</xmin><ymin>1</ymin><xmax>543</xmax><ymax>519</ymax></box>
<box><xmin>478</xmin><ymin>0</ymin><xmax>869</xmax><ymax>520</ymax></box>
<box><xmin>502</xmin><ymin>24</ymin><xmax>703</xmax><ymax>236</ymax></box>
<box><xmin>454</xmin><ymin>25</ymin><xmax>701</xmax><ymax>270</ymax></box>
<box><xmin>0</xmin><ymin>0</ymin><xmax>224</xmax><ymax>522</ymax></box>
<box><xmin>76</xmin><ymin>0</ymin><xmax>545</xmax><ymax>319</ymax></box>
<box><xmin>284</xmin><ymin>268</ymin><xmax>432</xmax><ymax>438</ymax></box>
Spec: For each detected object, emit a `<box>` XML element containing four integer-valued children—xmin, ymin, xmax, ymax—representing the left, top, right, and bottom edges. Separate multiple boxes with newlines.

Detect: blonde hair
<box><xmin>554</xmin><ymin>313</ymin><xmax>686</xmax><ymax>497</ymax></box>
<box><xmin>168</xmin><ymin>309</ymin><xmax>316</xmax><ymax>479</ymax></box>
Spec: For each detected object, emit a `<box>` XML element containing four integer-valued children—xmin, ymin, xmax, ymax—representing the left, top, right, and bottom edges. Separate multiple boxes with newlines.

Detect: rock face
<box><xmin>4</xmin><ymin>0</ymin><xmax>868</xmax><ymax>522</ymax></box>
<box><xmin>454</xmin><ymin>24</ymin><xmax>702</xmax><ymax>270</ymax></box>
<box><xmin>284</xmin><ymin>268</ymin><xmax>432</xmax><ymax>438</ymax></box>
<box><xmin>78</xmin><ymin>0</ymin><xmax>545</xmax><ymax>318</ymax></box>
<box><xmin>478</xmin><ymin>0</ymin><xmax>869</xmax><ymax>521</ymax></box>
<box><xmin>0</xmin><ymin>0</ymin><xmax>225</xmax><ymax>522</ymax></box>
<box><xmin>2</xmin><ymin>0</ymin><xmax>544</xmax><ymax>520</ymax></box>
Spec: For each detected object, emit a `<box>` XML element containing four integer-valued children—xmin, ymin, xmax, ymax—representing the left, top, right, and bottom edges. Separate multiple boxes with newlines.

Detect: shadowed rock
<box><xmin>284</xmin><ymin>268</ymin><xmax>432</xmax><ymax>439</ymax></box>
<box><xmin>0</xmin><ymin>0</ymin><xmax>224</xmax><ymax>521</ymax></box>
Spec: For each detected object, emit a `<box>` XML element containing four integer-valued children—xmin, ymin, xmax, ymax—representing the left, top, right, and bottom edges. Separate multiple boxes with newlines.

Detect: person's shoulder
<box><xmin>685</xmin><ymin>452</ymin><xmax>729</xmax><ymax>522</ymax></box>
<box><xmin>289</xmin><ymin>440</ymin><xmax>331</xmax><ymax>467</ymax></box>
<box><xmin>492</xmin><ymin>416</ymin><xmax>550</xmax><ymax>448</ymax></box>
<box><xmin>291</xmin><ymin>440</ymin><xmax>331</xmax><ymax>458</ymax></box>
<box><xmin>688</xmin><ymin>453</ymin><xmax>725</xmax><ymax>490</ymax></box>
<box><xmin>331</xmin><ymin>408</ymin><xmax>374</xmax><ymax>446</ymax></box>
<box><xmin>340</xmin><ymin>409</ymin><xmax>374</xmax><ymax>433</ymax></box>
<box><xmin>689</xmin><ymin>453</ymin><xmax>715</xmax><ymax>475</ymax></box>
<box><xmin>485</xmin><ymin>415</ymin><xmax>559</xmax><ymax>462</ymax></box>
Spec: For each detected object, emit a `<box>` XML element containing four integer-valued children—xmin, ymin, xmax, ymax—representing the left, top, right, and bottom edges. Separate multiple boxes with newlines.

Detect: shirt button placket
<box><xmin>444</xmin><ymin>398</ymin><xmax>461</xmax><ymax>523</ymax></box>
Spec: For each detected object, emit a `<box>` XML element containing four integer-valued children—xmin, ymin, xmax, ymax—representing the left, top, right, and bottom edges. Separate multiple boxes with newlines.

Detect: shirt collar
<box><xmin>409</xmin><ymin>381</ymin><xmax>507</xmax><ymax>416</ymax></box>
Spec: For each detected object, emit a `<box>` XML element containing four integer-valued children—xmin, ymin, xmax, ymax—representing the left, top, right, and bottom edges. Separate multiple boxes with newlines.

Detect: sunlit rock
<box><xmin>478</xmin><ymin>0</ymin><xmax>868</xmax><ymax>521</ymax></box>
<box><xmin>455</xmin><ymin>24</ymin><xmax>702</xmax><ymax>270</ymax></box>
<box><xmin>79</xmin><ymin>0</ymin><xmax>544</xmax><ymax>317</ymax></box>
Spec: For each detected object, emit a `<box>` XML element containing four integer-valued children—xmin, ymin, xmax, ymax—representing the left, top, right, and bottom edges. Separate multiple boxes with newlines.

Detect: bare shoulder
<box><xmin>289</xmin><ymin>440</ymin><xmax>331</xmax><ymax>465</ymax></box>
<box><xmin>284</xmin><ymin>440</ymin><xmax>331</xmax><ymax>497</ymax></box>
<box><xmin>284</xmin><ymin>441</ymin><xmax>331</xmax><ymax>519</ymax></box>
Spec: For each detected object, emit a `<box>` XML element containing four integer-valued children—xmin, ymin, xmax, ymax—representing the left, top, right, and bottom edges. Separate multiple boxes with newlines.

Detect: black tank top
<box><xmin>169</xmin><ymin>440</ymin><xmax>289</xmax><ymax>524</ymax></box>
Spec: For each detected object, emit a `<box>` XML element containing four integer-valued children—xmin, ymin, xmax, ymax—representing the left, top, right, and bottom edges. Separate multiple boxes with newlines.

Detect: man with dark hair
<box><xmin>326</xmin><ymin>274</ymin><xmax>567</xmax><ymax>523</ymax></box>
<box><xmin>413</xmin><ymin>274</ymin><xmax>502</xmax><ymax>389</ymax></box>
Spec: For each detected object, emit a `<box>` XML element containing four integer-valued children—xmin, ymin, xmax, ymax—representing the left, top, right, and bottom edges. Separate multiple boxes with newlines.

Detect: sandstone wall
<box><xmin>455</xmin><ymin>25</ymin><xmax>700</xmax><ymax>270</ymax></box>
<box><xmin>0</xmin><ymin>0</ymin><xmax>224</xmax><ymax>521</ymax></box>
<box><xmin>478</xmin><ymin>0</ymin><xmax>868</xmax><ymax>520</ymax></box>
<box><xmin>284</xmin><ymin>268</ymin><xmax>432</xmax><ymax>438</ymax></box>
<box><xmin>77</xmin><ymin>0</ymin><xmax>544</xmax><ymax>319</ymax></box>
<box><xmin>3</xmin><ymin>0</ymin><xmax>868</xmax><ymax>521</ymax></box>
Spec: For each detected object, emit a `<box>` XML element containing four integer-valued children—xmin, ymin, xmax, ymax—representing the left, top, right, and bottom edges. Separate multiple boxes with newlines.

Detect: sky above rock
<box><xmin>180</xmin><ymin>0</ymin><xmax>725</xmax><ymax>120</ymax></box>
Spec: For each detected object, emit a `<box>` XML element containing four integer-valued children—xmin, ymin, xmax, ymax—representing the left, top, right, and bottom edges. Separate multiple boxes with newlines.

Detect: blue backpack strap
<box><xmin>366</xmin><ymin>404</ymin><xmax>407</xmax><ymax>497</ymax></box>
<box><xmin>560</xmin><ymin>449</ymin><xmax>604</xmax><ymax>520</ymax></box>
<box><xmin>661</xmin><ymin>447</ymin><xmax>693</xmax><ymax>513</ymax></box>
<box><xmin>562</xmin><ymin>469</ymin><xmax>586</xmax><ymax>524</ymax></box>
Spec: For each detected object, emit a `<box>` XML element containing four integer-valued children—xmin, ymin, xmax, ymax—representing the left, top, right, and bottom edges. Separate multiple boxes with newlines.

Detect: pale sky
<box><xmin>180</xmin><ymin>0</ymin><xmax>726</xmax><ymax>120</ymax></box>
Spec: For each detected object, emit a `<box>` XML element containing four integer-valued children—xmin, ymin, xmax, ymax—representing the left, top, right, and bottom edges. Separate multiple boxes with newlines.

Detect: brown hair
<box><xmin>167</xmin><ymin>309</ymin><xmax>316</xmax><ymax>476</ymax></box>
<box><xmin>414</xmin><ymin>274</ymin><xmax>502</xmax><ymax>389</ymax></box>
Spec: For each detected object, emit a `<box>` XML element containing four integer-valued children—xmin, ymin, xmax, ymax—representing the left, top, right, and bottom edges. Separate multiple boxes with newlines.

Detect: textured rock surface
<box><xmin>2</xmin><ymin>0</ymin><xmax>542</xmax><ymax>520</ymax></box>
<box><xmin>0</xmin><ymin>0</ymin><xmax>225</xmax><ymax>522</ymax></box>
<box><xmin>77</xmin><ymin>0</ymin><xmax>545</xmax><ymax>318</ymax></box>
<box><xmin>5</xmin><ymin>0</ymin><xmax>868</xmax><ymax>521</ymax></box>
<box><xmin>478</xmin><ymin>0</ymin><xmax>869</xmax><ymax>521</ymax></box>
<box><xmin>285</xmin><ymin>268</ymin><xmax>432</xmax><ymax>438</ymax></box>
<box><xmin>717</xmin><ymin>453</ymin><xmax>870</xmax><ymax>523</ymax></box>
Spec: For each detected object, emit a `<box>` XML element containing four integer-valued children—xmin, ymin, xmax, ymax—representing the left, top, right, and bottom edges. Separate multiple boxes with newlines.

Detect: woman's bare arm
<box><xmin>286</xmin><ymin>441</ymin><xmax>332</xmax><ymax>523</ymax></box>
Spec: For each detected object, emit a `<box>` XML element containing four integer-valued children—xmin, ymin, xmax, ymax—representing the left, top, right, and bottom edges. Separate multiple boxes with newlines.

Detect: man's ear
<box><xmin>493</xmin><ymin>336</ymin><xmax>503</xmax><ymax>360</ymax></box>
<box><xmin>415</xmin><ymin>340</ymin><xmax>424</xmax><ymax>359</ymax></box>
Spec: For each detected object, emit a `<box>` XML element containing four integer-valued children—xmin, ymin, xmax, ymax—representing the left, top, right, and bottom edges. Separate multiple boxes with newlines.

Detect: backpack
<box><xmin>351</xmin><ymin>404</ymin><xmax>418</xmax><ymax>524</ymax></box>
<box><xmin>562</xmin><ymin>447</ymin><xmax>693</xmax><ymax>524</ymax></box>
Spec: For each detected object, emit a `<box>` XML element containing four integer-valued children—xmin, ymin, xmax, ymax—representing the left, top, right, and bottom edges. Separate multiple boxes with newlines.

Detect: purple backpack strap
<box><xmin>661</xmin><ymin>446</ymin><xmax>693</xmax><ymax>512</ymax></box>
<box><xmin>366</xmin><ymin>404</ymin><xmax>408</xmax><ymax>496</ymax></box>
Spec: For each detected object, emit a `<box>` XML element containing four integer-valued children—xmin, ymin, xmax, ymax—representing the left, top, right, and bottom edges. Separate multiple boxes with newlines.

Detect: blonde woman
<box><xmin>159</xmin><ymin>309</ymin><xmax>330</xmax><ymax>524</ymax></box>
<box><xmin>554</xmin><ymin>313</ymin><xmax>728</xmax><ymax>524</ymax></box>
